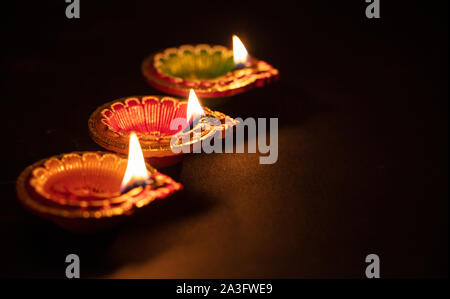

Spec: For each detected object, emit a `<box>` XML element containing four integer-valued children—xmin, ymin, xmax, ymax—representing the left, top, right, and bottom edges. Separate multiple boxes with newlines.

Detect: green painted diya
<box><xmin>142</xmin><ymin>44</ymin><xmax>279</xmax><ymax>98</ymax></box>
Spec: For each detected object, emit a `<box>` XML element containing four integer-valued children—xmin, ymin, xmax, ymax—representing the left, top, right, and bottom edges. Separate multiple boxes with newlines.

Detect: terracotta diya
<box><xmin>142</xmin><ymin>35</ymin><xmax>279</xmax><ymax>98</ymax></box>
<box><xmin>88</xmin><ymin>90</ymin><xmax>239</xmax><ymax>168</ymax></box>
<box><xmin>16</xmin><ymin>137</ymin><xmax>182</xmax><ymax>232</ymax></box>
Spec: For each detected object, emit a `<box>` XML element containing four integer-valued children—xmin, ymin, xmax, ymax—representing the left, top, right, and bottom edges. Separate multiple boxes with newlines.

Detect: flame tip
<box><xmin>120</xmin><ymin>132</ymin><xmax>149</xmax><ymax>191</ymax></box>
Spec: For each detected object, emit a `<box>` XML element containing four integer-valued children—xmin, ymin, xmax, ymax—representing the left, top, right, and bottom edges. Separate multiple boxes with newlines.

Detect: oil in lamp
<box><xmin>88</xmin><ymin>89</ymin><xmax>239</xmax><ymax>167</ymax></box>
<box><xmin>141</xmin><ymin>35</ymin><xmax>279</xmax><ymax>98</ymax></box>
<box><xmin>16</xmin><ymin>133</ymin><xmax>182</xmax><ymax>233</ymax></box>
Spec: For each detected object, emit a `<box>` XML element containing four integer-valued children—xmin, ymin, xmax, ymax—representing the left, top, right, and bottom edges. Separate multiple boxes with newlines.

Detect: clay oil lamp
<box><xmin>88</xmin><ymin>89</ymin><xmax>239</xmax><ymax>168</ymax></box>
<box><xmin>142</xmin><ymin>35</ymin><xmax>279</xmax><ymax>98</ymax></box>
<box><xmin>16</xmin><ymin>133</ymin><xmax>182</xmax><ymax>233</ymax></box>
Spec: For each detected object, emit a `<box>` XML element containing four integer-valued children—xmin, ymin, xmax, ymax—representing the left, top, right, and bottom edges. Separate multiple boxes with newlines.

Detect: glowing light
<box><xmin>120</xmin><ymin>132</ymin><xmax>149</xmax><ymax>192</ymax></box>
<box><xmin>186</xmin><ymin>89</ymin><xmax>205</xmax><ymax>121</ymax></box>
<box><xmin>233</xmin><ymin>35</ymin><xmax>249</xmax><ymax>67</ymax></box>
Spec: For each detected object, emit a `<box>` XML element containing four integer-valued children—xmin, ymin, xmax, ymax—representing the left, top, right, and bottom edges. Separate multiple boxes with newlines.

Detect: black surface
<box><xmin>1</xmin><ymin>1</ymin><xmax>448</xmax><ymax>278</ymax></box>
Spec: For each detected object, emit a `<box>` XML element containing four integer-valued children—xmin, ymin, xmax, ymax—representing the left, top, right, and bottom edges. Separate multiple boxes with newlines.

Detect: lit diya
<box><xmin>88</xmin><ymin>90</ymin><xmax>239</xmax><ymax>168</ymax></box>
<box><xmin>142</xmin><ymin>35</ymin><xmax>279</xmax><ymax>98</ymax></box>
<box><xmin>16</xmin><ymin>133</ymin><xmax>182</xmax><ymax>233</ymax></box>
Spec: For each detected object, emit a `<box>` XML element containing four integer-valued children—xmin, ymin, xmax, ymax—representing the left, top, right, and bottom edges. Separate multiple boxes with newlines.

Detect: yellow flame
<box><xmin>121</xmin><ymin>132</ymin><xmax>149</xmax><ymax>190</ymax></box>
<box><xmin>186</xmin><ymin>89</ymin><xmax>205</xmax><ymax>120</ymax></box>
<box><xmin>233</xmin><ymin>35</ymin><xmax>248</xmax><ymax>66</ymax></box>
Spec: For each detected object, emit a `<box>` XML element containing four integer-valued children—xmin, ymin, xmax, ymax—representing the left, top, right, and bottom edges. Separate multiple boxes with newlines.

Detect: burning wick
<box><xmin>233</xmin><ymin>35</ymin><xmax>250</xmax><ymax>69</ymax></box>
<box><xmin>182</xmin><ymin>89</ymin><xmax>205</xmax><ymax>133</ymax></box>
<box><xmin>120</xmin><ymin>132</ymin><xmax>153</xmax><ymax>194</ymax></box>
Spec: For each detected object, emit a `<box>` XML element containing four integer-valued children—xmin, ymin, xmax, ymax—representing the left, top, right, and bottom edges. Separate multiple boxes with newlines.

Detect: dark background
<box><xmin>1</xmin><ymin>0</ymin><xmax>448</xmax><ymax>278</ymax></box>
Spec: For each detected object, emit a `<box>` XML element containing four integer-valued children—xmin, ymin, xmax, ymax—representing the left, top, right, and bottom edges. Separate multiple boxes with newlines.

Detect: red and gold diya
<box><xmin>88</xmin><ymin>90</ymin><xmax>239</xmax><ymax>168</ymax></box>
<box><xmin>16</xmin><ymin>135</ymin><xmax>182</xmax><ymax>232</ymax></box>
<box><xmin>142</xmin><ymin>35</ymin><xmax>279</xmax><ymax>98</ymax></box>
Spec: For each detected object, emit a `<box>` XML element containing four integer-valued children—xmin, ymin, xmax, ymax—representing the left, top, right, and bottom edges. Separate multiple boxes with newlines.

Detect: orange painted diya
<box><xmin>16</xmin><ymin>152</ymin><xmax>182</xmax><ymax>232</ymax></box>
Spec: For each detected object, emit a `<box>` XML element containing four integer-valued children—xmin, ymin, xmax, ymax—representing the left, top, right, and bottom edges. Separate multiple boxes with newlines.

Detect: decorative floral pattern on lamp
<box><xmin>88</xmin><ymin>93</ymin><xmax>239</xmax><ymax>168</ymax></box>
<box><xmin>16</xmin><ymin>151</ymin><xmax>183</xmax><ymax>233</ymax></box>
<box><xmin>142</xmin><ymin>36</ymin><xmax>279</xmax><ymax>98</ymax></box>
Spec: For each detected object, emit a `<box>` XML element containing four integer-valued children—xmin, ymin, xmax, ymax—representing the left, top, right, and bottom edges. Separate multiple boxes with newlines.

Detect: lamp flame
<box><xmin>186</xmin><ymin>89</ymin><xmax>205</xmax><ymax>121</ymax></box>
<box><xmin>120</xmin><ymin>132</ymin><xmax>149</xmax><ymax>192</ymax></box>
<box><xmin>233</xmin><ymin>35</ymin><xmax>249</xmax><ymax>67</ymax></box>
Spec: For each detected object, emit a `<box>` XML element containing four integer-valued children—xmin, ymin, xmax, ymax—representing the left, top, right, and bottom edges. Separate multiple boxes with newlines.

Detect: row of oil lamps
<box><xmin>16</xmin><ymin>36</ymin><xmax>279</xmax><ymax>232</ymax></box>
